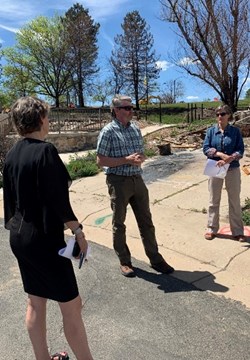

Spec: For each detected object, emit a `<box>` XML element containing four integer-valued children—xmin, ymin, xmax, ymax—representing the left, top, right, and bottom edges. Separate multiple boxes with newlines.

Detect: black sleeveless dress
<box><xmin>3</xmin><ymin>138</ymin><xmax>79</xmax><ymax>302</ymax></box>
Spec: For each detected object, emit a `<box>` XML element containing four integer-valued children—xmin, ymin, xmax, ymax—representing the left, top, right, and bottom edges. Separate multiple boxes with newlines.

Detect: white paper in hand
<box><xmin>58</xmin><ymin>237</ymin><xmax>76</xmax><ymax>260</ymax></box>
<box><xmin>58</xmin><ymin>237</ymin><xmax>91</xmax><ymax>264</ymax></box>
<box><xmin>203</xmin><ymin>159</ymin><xmax>230</xmax><ymax>179</ymax></box>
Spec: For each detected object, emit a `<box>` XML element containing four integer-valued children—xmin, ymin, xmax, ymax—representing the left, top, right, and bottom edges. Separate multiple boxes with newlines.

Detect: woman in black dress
<box><xmin>3</xmin><ymin>97</ymin><xmax>93</xmax><ymax>360</ymax></box>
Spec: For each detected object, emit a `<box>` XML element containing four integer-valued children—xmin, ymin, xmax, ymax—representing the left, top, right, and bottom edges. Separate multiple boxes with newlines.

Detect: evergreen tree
<box><xmin>63</xmin><ymin>3</ymin><xmax>100</xmax><ymax>107</ymax></box>
<box><xmin>110</xmin><ymin>11</ymin><xmax>160</xmax><ymax>109</ymax></box>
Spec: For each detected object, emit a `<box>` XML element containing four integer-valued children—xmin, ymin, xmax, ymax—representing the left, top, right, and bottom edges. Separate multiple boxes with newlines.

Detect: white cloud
<box><xmin>0</xmin><ymin>24</ymin><xmax>19</xmax><ymax>33</ymax></box>
<box><xmin>186</xmin><ymin>95</ymin><xmax>200</xmax><ymax>100</ymax></box>
<box><xmin>178</xmin><ymin>57</ymin><xmax>198</xmax><ymax>66</ymax></box>
<box><xmin>0</xmin><ymin>0</ymin><xmax>133</xmax><ymax>33</ymax></box>
<box><xmin>156</xmin><ymin>60</ymin><xmax>173</xmax><ymax>71</ymax></box>
<box><xmin>0</xmin><ymin>0</ymin><xmax>133</xmax><ymax>40</ymax></box>
<box><xmin>80</xmin><ymin>0</ymin><xmax>132</xmax><ymax>20</ymax></box>
<box><xmin>0</xmin><ymin>1</ymin><xmax>38</xmax><ymax>23</ymax></box>
<box><xmin>0</xmin><ymin>0</ymin><xmax>132</xmax><ymax>22</ymax></box>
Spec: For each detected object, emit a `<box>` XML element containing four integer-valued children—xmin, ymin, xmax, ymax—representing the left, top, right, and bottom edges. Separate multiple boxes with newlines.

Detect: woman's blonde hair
<box><xmin>11</xmin><ymin>96</ymin><xmax>50</xmax><ymax>136</ymax></box>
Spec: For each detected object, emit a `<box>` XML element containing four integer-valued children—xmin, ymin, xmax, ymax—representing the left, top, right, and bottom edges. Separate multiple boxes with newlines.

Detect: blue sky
<box><xmin>0</xmin><ymin>0</ymin><xmax>249</xmax><ymax>104</ymax></box>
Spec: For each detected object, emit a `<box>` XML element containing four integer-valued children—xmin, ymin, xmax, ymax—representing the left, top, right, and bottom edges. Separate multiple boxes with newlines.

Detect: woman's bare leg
<box><xmin>59</xmin><ymin>295</ymin><xmax>93</xmax><ymax>360</ymax></box>
<box><xmin>26</xmin><ymin>294</ymin><xmax>51</xmax><ymax>360</ymax></box>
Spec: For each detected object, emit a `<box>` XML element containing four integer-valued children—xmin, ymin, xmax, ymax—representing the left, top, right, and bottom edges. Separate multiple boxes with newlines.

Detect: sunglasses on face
<box><xmin>216</xmin><ymin>112</ymin><xmax>227</xmax><ymax>117</ymax></box>
<box><xmin>117</xmin><ymin>106</ymin><xmax>134</xmax><ymax>111</ymax></box>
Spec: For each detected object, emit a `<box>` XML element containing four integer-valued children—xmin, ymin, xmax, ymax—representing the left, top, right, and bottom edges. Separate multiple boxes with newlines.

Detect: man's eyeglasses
<box><xmin>216</xmin><ymin>112</ymin><xmax>227</xmax><ymax>117</ymax></box>
<box><xmin>117</xmin><ymin>106</ymin><xmax>134</xmax><ymax>111</ymax></box>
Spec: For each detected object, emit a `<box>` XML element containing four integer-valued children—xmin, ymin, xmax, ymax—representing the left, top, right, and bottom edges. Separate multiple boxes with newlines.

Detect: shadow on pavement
<box><xmin>216</xmin><ymin>233</ymin><xmax>250</xmax><ymax>243</ymax></box>
<box><xmin>134</xmin><ymin>267</ymin><xmax>229</xmax><ymax>293</ymax></box>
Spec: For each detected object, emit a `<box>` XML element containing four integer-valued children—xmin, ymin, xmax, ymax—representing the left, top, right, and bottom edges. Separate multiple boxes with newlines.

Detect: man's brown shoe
<box><xmin>120</xmin><ymin>264</ymin><xmax>135</xmax><ymax>277</ymax></box>
<box><xmin>151</xmin><ymin>260</ymin><xmax>174</xmax><ymax>274</ymax></box>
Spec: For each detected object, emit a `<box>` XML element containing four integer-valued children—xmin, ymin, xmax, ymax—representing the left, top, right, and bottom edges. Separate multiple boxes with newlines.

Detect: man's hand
<box><xmin>126</xmin><ymin>152</ymin><xmax>145</xmax><ymax>166</ymax></box>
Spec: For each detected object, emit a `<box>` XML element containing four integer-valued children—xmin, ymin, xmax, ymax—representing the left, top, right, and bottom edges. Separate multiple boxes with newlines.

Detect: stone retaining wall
<box><xmin>47</xmin><ymin>131</ymin><xmax>99</xmax><ymax>153</ymax></box>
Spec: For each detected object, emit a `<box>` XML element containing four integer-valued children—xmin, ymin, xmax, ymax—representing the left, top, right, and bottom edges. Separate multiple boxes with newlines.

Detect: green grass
<box><xmin>141</xmin><ymin>98</ymin><xmax>249</xmax><ymax>109</ymax></box>
<box><xmin>140</xmin><ymin>98</ymin><xmax>249</xmax><ymax>125</ymax></box>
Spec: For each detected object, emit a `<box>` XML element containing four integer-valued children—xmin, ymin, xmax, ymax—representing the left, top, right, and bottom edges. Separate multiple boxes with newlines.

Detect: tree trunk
<box><xmin>78</xmin><ymin>79</ymin><xmax>84</xmax><ymax>107</ymax></box>
<box><xmin>55</xmin><ymin>96</ymin><xmax>60</xmax><ymax>108</ymax></box>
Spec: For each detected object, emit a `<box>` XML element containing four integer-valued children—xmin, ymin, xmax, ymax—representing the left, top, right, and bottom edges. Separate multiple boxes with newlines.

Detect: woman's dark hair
<box><xmin>11</xmin><ymin>96</ymin><xmax>50</xmax><ymax>136</ymax></box>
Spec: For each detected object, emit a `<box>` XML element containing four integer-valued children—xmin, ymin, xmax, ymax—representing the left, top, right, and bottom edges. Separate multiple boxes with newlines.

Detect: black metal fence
<box><xmin>1</xmin><ymin>104</ymin><xmax>249</xmax><ymax>136</ymax></box>
<box><xmin>49</xmin><ymin>107</ymin><xmax>112</xmax><ymax>133</ymax></box>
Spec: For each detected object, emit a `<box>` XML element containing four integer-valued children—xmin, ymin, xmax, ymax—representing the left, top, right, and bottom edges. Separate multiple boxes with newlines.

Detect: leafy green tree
<box><xmin>63</xmin><ymin>3</ymin><xmax>100</xmax><ymax>107</ymax></box>
<box><xmin>110</xmin><ymin>11</ymin><xmax>160</xmax><ymax>109</ymax></box>
<box><xmin>159</xmin><ymin>0</ymin><xmax>250</xmax><ymax>112</ymax></box>
<box><xmin>2</xmin><ymin>47</ymin><xmax>37</xmax><ymax>99</ymax></box>
<box><xmin>245</xmin><ymin>89</ymin><xmax>250</xmax><ymax>99</ymax></box>
<box><xmin>3</xmin><ymin>15</ymin><xmax>74</xmax><ymax>107</ymax></box>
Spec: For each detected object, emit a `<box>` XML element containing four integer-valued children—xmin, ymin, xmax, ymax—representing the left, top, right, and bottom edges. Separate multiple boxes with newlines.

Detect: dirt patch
<box><xmin>143</xmin><ymin>125</ymin><xmax>206</xmax><ymax>155</ymax></box>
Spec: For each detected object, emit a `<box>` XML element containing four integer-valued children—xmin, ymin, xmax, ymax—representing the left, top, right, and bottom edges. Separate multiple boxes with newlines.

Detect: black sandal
<box><xmin>51</xmin><ymin>351</ymin><xmax>69</xmax><ymax>360</ymax></box>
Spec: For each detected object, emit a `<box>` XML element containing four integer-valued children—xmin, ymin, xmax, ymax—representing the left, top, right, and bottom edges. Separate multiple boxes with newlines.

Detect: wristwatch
<box><xmin>72</xmin><ymin>224</ymin><xmax>83</xmax><ymax>235</ymax></box>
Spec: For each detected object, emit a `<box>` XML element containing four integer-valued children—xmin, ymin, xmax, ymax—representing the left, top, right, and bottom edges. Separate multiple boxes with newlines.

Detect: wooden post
<box><xmin>157</xmin><ymin>143</ymin><xmax>172</xmax><ymax>155</ymax></box>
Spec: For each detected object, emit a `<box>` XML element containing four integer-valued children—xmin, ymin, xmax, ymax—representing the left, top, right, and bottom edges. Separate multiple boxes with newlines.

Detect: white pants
<box><xmin>207</xmin><ymin>167</ymin><xmax>244</xmax><ymax>236</ymax></box>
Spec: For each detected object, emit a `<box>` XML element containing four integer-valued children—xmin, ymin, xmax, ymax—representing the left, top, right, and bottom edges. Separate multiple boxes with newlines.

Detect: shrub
<box><xmin>66</xmin><ymin>151</ymin><xmax>100</xmax><ymax>180</ymax></box>
<box><xmin>242</xmin><ymin>197</ymin><xmax>250</xmax><ymax>226</ymax></box>
<box><xmin>242</xmin><ymin>210</ymin><xmax>250</xmax><ymax>226</ymax></box>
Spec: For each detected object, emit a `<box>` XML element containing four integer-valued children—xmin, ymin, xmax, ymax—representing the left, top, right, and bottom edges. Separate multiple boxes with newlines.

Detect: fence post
<box><xmin>159</xmin><ymin>101</ymin><xmax>162</xmax><ymax>124</ymax></box>
<box><xmin>57</xmin><ymin>109</ymin><xmax>61</xmax><ymax>134</ymax></box>
<box><xmin>99</xmin><ymin>108</ymin><xmax>101</xmax><ymax>129</ymax></box>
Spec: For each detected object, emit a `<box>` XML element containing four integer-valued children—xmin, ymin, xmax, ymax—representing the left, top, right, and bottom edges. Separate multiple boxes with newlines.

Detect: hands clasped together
<box><xmin>216</xmin><ymin>151</ymin><xmax>234</xmax><ymax>167</ymax></box>
<box><xmin>126</xmin><ymin>152</ymin><xmax>146</xmax><ymax>166</ymax></box>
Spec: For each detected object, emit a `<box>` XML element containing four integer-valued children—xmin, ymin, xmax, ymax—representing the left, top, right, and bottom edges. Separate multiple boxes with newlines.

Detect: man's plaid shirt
<box><xmin>96</xmin><ymin>118</ymin><xmax>144</xmax><ymax>176</ymax></box>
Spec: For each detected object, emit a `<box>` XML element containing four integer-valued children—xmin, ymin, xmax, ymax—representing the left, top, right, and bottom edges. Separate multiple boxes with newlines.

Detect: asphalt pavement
<box><xmin>1</xmin><ymin>220</ymin><xmax>250</xmax><ymax>360</ymax></box>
